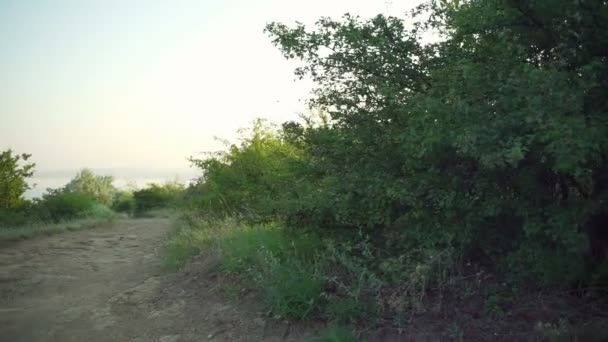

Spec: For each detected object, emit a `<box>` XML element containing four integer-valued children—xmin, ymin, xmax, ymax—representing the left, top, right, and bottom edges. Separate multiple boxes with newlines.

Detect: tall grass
<box><xmin>0</xmin><ymin>204</ymin><xmax>117</xmax><ymax>242</ymax></box>
<box><xmin>163</xmin><ymin>216</ymin><xmax>401</xmax><ymax>328</ymax></box>
<box><xmin>164</xmin><ymin>217</ymin><xmax>327</xmax><ymax>317</ymax></box>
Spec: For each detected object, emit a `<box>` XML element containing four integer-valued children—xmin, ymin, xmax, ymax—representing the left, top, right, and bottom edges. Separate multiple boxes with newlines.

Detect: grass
<box><xmin>162</xmin><ymin>216</ymin><xmax>235</xmax><ymax>270</ymax></box>
<box><xmin>163</xmin><ymin>216</ymin><xmax>328</xmax><ymax>319</ymax></box>
<box><xmin>163</xmin><ymin>214</ymin><xmax>387</xmax><ymax>341</ymax></box>
<box><xmin>162</xmin><ymin>221</ymin><xmax>213</xmax><ymax>270</ymax></box>
<box><xmin>163</xmin><ymin>215</ymin><xmax>608</xmax><ymax>341</ymax></box>
<box><xmin>315</xmin><ymin>325</ymin><xmax>357</xmax><ymax>342</ymax></box>
<box><xmin>135</xmin><ymin>207</ymin><xmax>175</xmax><ymax>218</ymax></box>
<box><xmin>0</xmin><ymin>204</ymin><xmax>117</xmax><ymax>242</ymax></box>
<box><xmin>0</xmin><ymin>216</ymin><xmax>115</xmax><ymax>242</ymax></box>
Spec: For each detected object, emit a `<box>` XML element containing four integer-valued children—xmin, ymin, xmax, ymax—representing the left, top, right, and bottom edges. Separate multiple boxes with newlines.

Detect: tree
<box><xmin>64</xmin><ymin>169</ymin><xmax>116</xmax><ymax>206</ymax></box>
<box><xmin>0</xmin><ymin>149</ymin><xmax>35</xmax><ymax>210</ymax></box>
<box><xmin>264</xmin><ymin>0</ymin><xmax>608</xmax><ymax>285</ymax></box>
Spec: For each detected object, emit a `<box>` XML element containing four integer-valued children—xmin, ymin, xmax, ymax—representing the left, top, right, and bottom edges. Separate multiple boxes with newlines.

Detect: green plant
<box><xmin>263</xmin><ymin>0</ymin><xmax>608</xmax><ymax>286</ymax></box>
<box><xmin>447</xmin><ymin>321</ymin><xmax>464</xmax><ymax>341</ymax></box>
<box><xmin>216</xmin><ymin>223</ymin><xmax>326</xmax><ymax>319</ymax></box>
<box><xmin>133</xmin><ymin>181</ymin><xmax>184</xmax><ymax>214</ymax></box>
<box><xmin>483</xmin><ymin>293</ymin><xmax>505</xmax><ymax>318</ymax></box>
<box><xmin>0</xmin><ymin>149</ymin><xmax>35</xmax><ymax>210</ymax></box>
<box><xmin>174</xmin><ymin>0</ymin><xmax>608</xmax><ymax>333</ymax></box>
<box><xmin>64</xmin><ymin>168</ymin><xmax>116</xmax><ymax>206</ymax></box>
<box><xmin>40</xmin><ymin>190</ymin><xmax>98</xmax><ymax>222</ymax></box>
<box><xmin>163</xmin><ymin>224</ymin><xmax>209</xmax><ymax>270</ymax></box>
<box><xmin>188</xmin><ymin>119</ymin><xmax>309</xmax><ymax>222</ymax></box>
<box><xmin>315</xmin><ymin>325</ymin><xmax>357</xmax><ymax>342</ymax></box>
<box><xmin>0</xmin><ymin>216</ymin><xmax>114</xmax><ymax>241</ymax></box>
<box><xmin>257</xmin><ymin>255</ymin><xmax>325</xmax><ymax>320</ymax></box>
<box><xmin>112</xmin><ymin>191</ymin><xmax>135</xmax><ymax>215</ymax></box>
<box><xmin>535</xmin><ymin>319</ymin><xmax>571</xmax><ymax>341</ymax></box>
<box><xmin>81</xmin><ymin>203</ymin><xmax>115</xmax><ymax>220</ymax></box>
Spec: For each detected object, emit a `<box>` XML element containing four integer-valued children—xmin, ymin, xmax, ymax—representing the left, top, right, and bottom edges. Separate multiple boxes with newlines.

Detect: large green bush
<box><xmin>112</xmin><ymin>191</ymin><xmax>135</xmax><ymax>214</ymax></box>
<box><xmin>0</xmin><ymin>157</ymin><xmax>121</xmax><ymax>229</ymax></box>
<box><xmin>133</xmin><ymin>181</ymin><xmax>184</xmax><ymax>214</ymax></box>
<box><xmin>186</xmin><ymin>0</ymin><xmax>608</xmax><ymax>288</ymax></box>
<box><xmin>64</xmin><ymin>169</ymin><xmax>116</xmax><ymax>206</ymax></box>
<box><xmin>188</xmin><ymin>119</ymin><xmax>308</xmax><ymax>222</ymax></box>
<box><xmin>39</xmin><ymin>190</ymin><xmax>98</xmax><ymax>222</ymax></box>
<box><xmin>262</xmin><ymin>0</ymin><xmax>608</xmax><ymax>286</ymax></box>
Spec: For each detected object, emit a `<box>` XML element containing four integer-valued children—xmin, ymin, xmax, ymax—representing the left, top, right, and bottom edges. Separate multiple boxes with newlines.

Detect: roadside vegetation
<box><xmin>166</xmin><ymin>1</ymin><xmax>608</xmax><ymax>340</ymax></box>
<box><xmin>0</xmin><ymin>150</ymin><xmax>185</xmax><ymax>241</ymax></box>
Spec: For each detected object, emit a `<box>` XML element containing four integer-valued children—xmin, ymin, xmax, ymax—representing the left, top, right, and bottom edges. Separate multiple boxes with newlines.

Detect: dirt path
<box><xmin>0</xmin><ymin>218</ymin><xmax>311</xmax><ymax>342</ymax></box>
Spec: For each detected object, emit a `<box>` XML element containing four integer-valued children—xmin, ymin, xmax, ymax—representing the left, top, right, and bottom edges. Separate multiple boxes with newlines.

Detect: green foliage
<box><xmin>0</xmin><ymin>216</ymin><xmax>114</xmax><ymax>242</ymax></box>
<box><xmin>112</xmin><ymin>191</ymin><xmax>135</xmax><ymax>214</ymax></box>
<box><xmin>39</xmin><ymin>190</ymin><xmax>98</xmax><ymax>222</ymax></box>
<box><xmin>216</xmin><ymin>223</ymin><xmax>325</xmax><ymax>319</ymax></box>
<box><xmin>257</xmin><ymin>255</ymin><xmax>325</xmax><ymax>319</ymax></box>
<box><xmin>0</xmin><ymin>159</ymin><xmax>121</xmax><ymax>231</ymax></box>
<box><xmin>164</xmin><ymin>217</ymin><xmax>327</xmax><ymax>319</ymax></box>
<box><xmin>188</xmin><ymin>119</ymin><xmax>309</xmax><ymax>222</ymax></box>
<box><xmin>217</xmin><ymin>224</ymin><xmax>290</xmax><ymax>273</ymax></box>
<box><xmin>260</xmin><ymin>0</ymin><xmax>608</xmax><ymax>286</ymax></box>
<box><xmin>0</xmin><ymin>149</ymin><xmax>35</xmax><ymax>210</ymax></box>
<box><xmin>315</xmin><ymin>325</ymin><xmax>357</xmax><ymax>342</ymax></box>
<box><xmin>162</xmin><ymin>220</ymin><xmax>211</xmax><ymax>270</ymax></box>
<box><xmin>177</xmin><ymin>0</ymin><xmax>608</xmax><ymax>333</ymax></box>
<box><xmin>64</xmin><ymin>169</ymin><xmax>116</xmax><ymax>206</ymax></box>
<box><xmin>0</xmin><ymin>205</ymin><xmax>34</xmax><ymax>227</ymax></box>
<box><xmin>81</xmin><ymin>202</ymin><xmax>115</xmax><ymax>220</ymax></box>
<box><xmin>133</xmin><ymin>181</ymin><xmax>184</xmax><ymax>214</ymax></box>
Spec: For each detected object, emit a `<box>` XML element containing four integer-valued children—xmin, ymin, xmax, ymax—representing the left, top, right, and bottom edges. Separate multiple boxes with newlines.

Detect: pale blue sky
<box><xmin>1</xmin><ymin>0</ymin><xmax>420</xmax><ymax>172</ymax></box>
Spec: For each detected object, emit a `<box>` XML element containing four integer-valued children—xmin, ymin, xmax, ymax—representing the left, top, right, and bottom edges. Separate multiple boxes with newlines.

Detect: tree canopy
<box><xmin>0</xmin><ymin>149</ymin><xmax>35</xmax><ymax>210</ymax></box>
<box><xmin>188</xmin><ymin>0</ymin><xmax>608</xmax><ymax>286</ymax></box>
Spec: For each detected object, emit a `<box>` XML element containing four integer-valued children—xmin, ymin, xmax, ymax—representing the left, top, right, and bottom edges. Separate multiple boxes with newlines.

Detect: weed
<box><xmin>535</xmin><ymin>319</ymin><xmax>571</xmax><ymax>341</ymax></box>
<box><xmin>0</xmin><ymin>216</ymin><xmax>114</xmax><ymax>242</ymax></box>
<box><xmin>163</xmin><ymin>224</ymin><xmax>210</xmax><ymax>270</ymax></box>
<box><xmin>257</xmin><ymin>254</ymin><xmax>325</xmax><ymax>319</ymax></box>
<box><xmin>315</xmin><ymin>325</ymin><xmax>357</xmax><ymax>342</ymax></box>
<box><xmin>447</xmin><ymin>321</ymin><xmax>464</xmax><ymax>341</ymax></box>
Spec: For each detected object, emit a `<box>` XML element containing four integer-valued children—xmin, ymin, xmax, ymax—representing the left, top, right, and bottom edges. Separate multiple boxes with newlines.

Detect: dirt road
<box><xmin>0</xmin><ymin>218</ymin><xmax>309</xmax><ymax>342</ymax></box>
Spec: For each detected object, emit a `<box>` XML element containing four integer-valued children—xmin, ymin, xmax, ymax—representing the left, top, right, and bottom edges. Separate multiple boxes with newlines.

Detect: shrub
<box><xmin>260</xmin><ymin>1</ymin><xmax>608</xmax><ymax>286</ymax></box>
<box><xmin>0</xmin><ymin>207</ymin><xmax>32</xmax><ymax>227</ymax></box>
<box><xmin>40</xmin><ymin>190</ymin><xmax>97</xmax><ymax>222</ymax></box>
<box><xmin>133</xmin><ymin>181</ymin><xmax>184</xmax><ymax>214</ymax></box>
<box><xmin>188</xmin><ymin>119</ymin><xmax>308</xmax><ymax>222</ymax></box>
<box><xmin>163</xmin><ymin>223</ymin><xmax>211</xmax><ymax>270</ymax></box>
<box><xmin>175</xmin><ymin>0</ymin><xmax>608</xmax><ymax>335</ymax></box>
<box><xmin>0</xmin><ymin>149</ymin><xmax>35</xmax><ymax>210</ymax></box>
<box><xmin>112</xmin><ymin>191</ymin><xmax>135</xmax><ymax>214</ymax></box>
<box><xmin>164</xmin><ymin>218</ymin><xmax>327</xmax><ymax>319</ymax></box>
<box><xmin>64</xmin><ymin>169</ymin><xmax>116</xmax><ymax>206</ymax></box>
<box><xmin>81</xmin><ymin>202</ymin><xmax>115</xmax><ymax>220</ymax></box>
<box><xmin>315</xmin><ymin>325</ymin><xmax>357</xmax><ymax>342</ymax></box>
<box><xmin>256</xmin><ymin>254</ymin><xmax>325</xmax><ymax>319</ymax></box>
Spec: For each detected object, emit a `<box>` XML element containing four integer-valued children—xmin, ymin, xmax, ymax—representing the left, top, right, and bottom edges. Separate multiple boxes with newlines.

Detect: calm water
<box><xmin>25</xmin><ymin>168</ymin><xmax>198</xmax><ymax>199</ymax></box>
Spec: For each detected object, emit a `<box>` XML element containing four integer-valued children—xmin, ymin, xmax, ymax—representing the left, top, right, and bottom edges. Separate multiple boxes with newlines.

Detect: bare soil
<box><xmin>0</xmin><ymin>218</ymin><xmax>313</xmax><ymax>342</ymax></box>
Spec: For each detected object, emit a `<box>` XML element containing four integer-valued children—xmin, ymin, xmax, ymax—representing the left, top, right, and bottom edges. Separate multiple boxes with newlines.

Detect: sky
<box><xmin>1</xmin><ymin>0</ymin><xmax>422</xmax><ymax>173</ymax></box>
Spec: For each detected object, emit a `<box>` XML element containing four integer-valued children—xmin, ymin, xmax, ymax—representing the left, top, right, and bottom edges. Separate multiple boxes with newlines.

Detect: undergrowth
<box><xmin>163</xmin><ymin>215</ymin><xmax>462</xmax><ymax>338</ymax></box>
<box><xmin>0</xmin><ymin>206</ymin><xmax>117</xmax><ymax>242</ymax></box>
